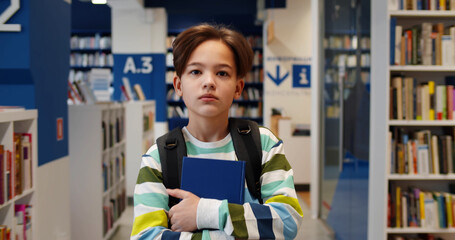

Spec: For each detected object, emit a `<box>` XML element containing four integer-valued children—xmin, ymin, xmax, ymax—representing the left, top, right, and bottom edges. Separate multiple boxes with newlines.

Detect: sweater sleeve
<box><xmin>130</xmin><ymin>145</ymin><xmax>236</xmax><ymax>240</ymax></box>
<box><xmin>196</xmin><ymin>128</ymin><xmax>303</xmax><ymax>239</ymax></box>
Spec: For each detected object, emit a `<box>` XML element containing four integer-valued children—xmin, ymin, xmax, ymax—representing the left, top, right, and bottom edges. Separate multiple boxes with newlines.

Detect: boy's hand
<box><xmin>167</xmin><ymin>189</ymin><xmax>200</xmax><ymax>232</ymax></box>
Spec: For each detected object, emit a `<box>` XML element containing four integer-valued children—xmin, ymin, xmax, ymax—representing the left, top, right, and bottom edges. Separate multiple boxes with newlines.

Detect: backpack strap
<box><xmin>229</xmin><ymin>118</ymin><xmax>263</xmax><ymax>203</ymax></box>
<box><xmin>156</xmin><ymin>127</ymin><xmax>187</xmax><ymax>208</ymax></box>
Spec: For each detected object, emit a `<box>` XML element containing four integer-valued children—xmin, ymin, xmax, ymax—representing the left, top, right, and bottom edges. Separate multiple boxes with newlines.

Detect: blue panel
<box><xmin>0</xmin><ymin>0</ymin><xmax>31</xmax><ymax>69</ymax></box>
<box><xmin>113</xmin><ymin>53</ymin><xmax>167</xmax><ymax>122</ymax></box>
<box><xmin>71</xmin><ymin>0</ymin><xmax>111</xmax><ymax>31</ymax></box>
<box><xmin>0</xmin><ymin>84</ymin><xmax>35</xmax><ymax>109</ymax></box>
<box><xmin>30</xmin><ymin>0</ymin><xmax>70</xmax><ymax>165</ymax></box>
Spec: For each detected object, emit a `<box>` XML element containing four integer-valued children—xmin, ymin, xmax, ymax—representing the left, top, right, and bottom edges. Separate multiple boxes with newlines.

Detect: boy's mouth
<box><xmin>199</xmin><ymin>94</ymin><xmax>218</xmax><ymax>101</ymax></box>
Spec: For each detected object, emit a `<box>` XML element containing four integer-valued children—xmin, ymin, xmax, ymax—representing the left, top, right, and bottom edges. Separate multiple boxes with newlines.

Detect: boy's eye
<box><xmin>217</xmin><ymin>71</ymin><xmax>229</xmax><ymax>77</ymax></box>
<box><xmin>190</xmin><ymin>70</ymin><xmax>201</xmax><ymax>75</ymax></box>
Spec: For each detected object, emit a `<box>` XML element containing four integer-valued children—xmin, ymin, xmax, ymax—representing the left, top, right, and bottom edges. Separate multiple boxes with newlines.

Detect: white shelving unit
<box><xmin>69</xmin><ymin>103</ymin><xmax>126</xmax><ymax>240</ymax></box>
<box><xmin>370</xmin><ymin>2</ymin><xmax>455</xmax><ymax>239</ymax></box>
<box><xmin>125</xmin><ymin>101</ymin><xmax>155</xmax><ymax>201</ymax></box>
<box><xmin>0</xmin><ymin>110</ymin><xmax>37</xmax><ymax>240</ymax></box>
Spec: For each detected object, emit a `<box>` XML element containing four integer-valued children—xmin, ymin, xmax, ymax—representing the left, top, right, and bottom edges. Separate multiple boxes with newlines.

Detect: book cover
<box><xmin>13</xmin><ymin>134</ymin><xmax>22</xmax><ymax>196</ymax></box>
<box><xmin>180</xmin><ymin>157</ymin><xmax>245</xmax><ymax>204</ymax></box>
<box><xmin>391</xmin><ymin>17</ymin><xmax>397</xmax><ymax>65</ymax></box>
<box><xmin>133</xmin><ymin>84</ymin><xmax>146</xmax><ymax>101</ymax></box>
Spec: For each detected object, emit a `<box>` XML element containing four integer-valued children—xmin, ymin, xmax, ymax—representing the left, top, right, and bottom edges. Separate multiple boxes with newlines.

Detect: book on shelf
<box><xmin>133</xmin><ymin>84</ymin><xmax>146</xmax><ymax>101</ymax></box>
<box><xmin>390</xmin><ymin>76</ymin><xmax>455</xmax><ymax>120</ymax></box>
<box><xmin>390</xmin><ymin>20</ymin><xmax>455</xmax><ymax>67</ymax></box>
<box><xmin>388</xmin><ymin>186</ymin><xmax>455</xmax><ymax>229</ymax></box>
<box><xmin>389</xmin><ymin>0</ymin><xmax>455</xmax><ymax>10</ymax></box>
<box><xmin>14</xmin><ymin>204</ymin><xmax>31</xmax><ymax>240</ymax></box>
<box><xmin>122</xmin><ymin>77</ymin><xmax>135</xmax><ymax>101</ymax></box>
<box><xmin>180</xmin><ymin>157</ymin><xmax>246</xmax><ymax>204</ymax></box>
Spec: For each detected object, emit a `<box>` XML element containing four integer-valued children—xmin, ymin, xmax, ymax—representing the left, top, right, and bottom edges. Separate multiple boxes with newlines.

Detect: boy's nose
<box><xmin>202</xmin><ymin>73</ymin><xmax>216</xmax><ymax>89</ymax></box>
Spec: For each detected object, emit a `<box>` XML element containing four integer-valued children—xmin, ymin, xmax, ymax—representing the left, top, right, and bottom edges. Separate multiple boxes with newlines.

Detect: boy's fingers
<box><xmin>166</xmin><ymin>188</ymin><xmax>188</xmax><ymax>199</ymax></box>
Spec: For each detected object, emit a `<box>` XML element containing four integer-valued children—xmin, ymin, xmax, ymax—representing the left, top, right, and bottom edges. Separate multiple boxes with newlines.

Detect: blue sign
<box><xmin>292</xmin><ymin>64</ymin><xmax>311</xmax><ymax>88</ymax></box>
<box><xmin>113</xmin><ymin>53</ymin><xmax>167</xmax><ymax>121</ymax></box>
<box><xmin>267</xmin><ymin>65</ymin><xmax>289</xmax><ymax>86</ymax></box>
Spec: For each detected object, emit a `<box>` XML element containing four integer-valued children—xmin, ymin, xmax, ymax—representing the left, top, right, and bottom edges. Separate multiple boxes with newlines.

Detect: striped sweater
<box><xmin>131</xmin><ymin>126</ymin><xmax>303</xmax><ymax>240</ymax></box>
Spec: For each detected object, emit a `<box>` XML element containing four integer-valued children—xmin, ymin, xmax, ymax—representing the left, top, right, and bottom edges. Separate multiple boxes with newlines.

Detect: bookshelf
<box><xmin>69</xmin><ymin>31</ymin><xmax>113</xmax><ymax>104</ymax></box>
<box><xmin>165</xmin><ymin>34</ymin><xmax>264</xmax><ymax>129</ymax></box>
<box><xmin>371</xmin><ymin>2</ymin><xmax>455</xmax><ymax>239</ymax></box>
<box><xmin>0</xmin><ymin>110</ymin><xmax>37</xmax><ymax>240</ymax></box>
<box><xmin>124</xmin><ymin>101</ymin><xmax>155</xmax><ymax>202</ymax></box>
<box><xmin>69</xmin><ymin>103</ymin><xmax>126</xmax><ymax>240</ymax></box>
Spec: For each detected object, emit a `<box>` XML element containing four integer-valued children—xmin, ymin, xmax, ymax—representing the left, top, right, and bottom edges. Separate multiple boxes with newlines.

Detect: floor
<box><xmin>110</xmin><ymin>191</ymin><xmax>334</xmax><ymax>240</ymax></box>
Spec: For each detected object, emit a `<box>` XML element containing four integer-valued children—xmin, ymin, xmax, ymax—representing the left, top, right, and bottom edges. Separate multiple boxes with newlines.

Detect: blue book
<box><xmin>390</xmin><ymin>17</ymin><xmax>397</xmax><ymax>66</ymax></box>
<box><xmin>180</xmin><ymin>157</ymin><xmax>245</xmax><ymax>204</ymax></box>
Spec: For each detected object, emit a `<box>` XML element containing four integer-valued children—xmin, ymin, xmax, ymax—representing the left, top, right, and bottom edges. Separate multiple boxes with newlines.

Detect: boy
<box><xmin>131</xmin><ymin>24</ymin><xmax>303</xmax><ymax>240</ymax></box>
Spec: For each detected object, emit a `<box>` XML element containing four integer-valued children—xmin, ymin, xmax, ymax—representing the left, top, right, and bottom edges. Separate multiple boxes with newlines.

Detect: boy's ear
<box><xmin>174</xmin><ymin>74</ymin><xmax>183</xmax><ymax>97</ymax></box>
<box><xmin>234</xmin><ymin>78</ymin><xmax>245</xmax><ymax>99</ymax></box>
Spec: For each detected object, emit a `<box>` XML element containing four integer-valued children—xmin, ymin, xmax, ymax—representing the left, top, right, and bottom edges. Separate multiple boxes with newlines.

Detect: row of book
<box><xmin>390</xmin><ymin>76</ymin><xmax>455</xmax><ymax>120</ymax></box>
<box><xmin>389</xmin><ymin>186</ymin><xmax>455</xmax><ymax>230</ymax></box>
<box><xmin>68</xmin><ymin>69</ymin><xmax>113</xmax><ymax>105</ymax></box>
<box><xmin>119</xmin><ymin>77</ymin><xmax>146</xmax><ymax>102</ymax></box>
<box><xmin>101</xmin><ymin>117</ymin><xmax>125</xmax><ymax>150</ymax></box>
<box><xmin>102</xmin><ymin>152</ymin><xmax>125</xmax><ymax>192</ymax></box>
<box><xmin>70</xmin><ymin>34</ymin><xmax>112</xmax><ymax>50</ymax></box>
<box><xmin>103</xmin><ymin>190</ymin><xmax>126</xmax><ymax>236</ymax></box>
<box><xmin>0</xmin><ymin>225</ymin><xmax>11</xmax><ymax>240</ymax></box>
<box><xmin>324</xmin><ymin>35</ymin><xmax>371</xmax><ymax>50</ymax></box>
<box><xmin>143</xmin><ymin>109</ymin><xmax>154</xmax><ymax>133</ymax></box>
<box><xmin>388</xmin><ymin>128</ymin><xmax>455</xmax><ymax>175</ymax></box>
<box><xmin>328</xmin><ymin>53</ymin><xmax>371</xmax><ymax>68</ymax></box>
<box><xmin>230</xmin><ymin>103</ymin><xmax>263</xmax><ymax>119</ymax></box>
<box><xmin>69</xmin><ymin>52</ymin><xmax>114</xmax><ymax>68</ymax></box>
<box><xmin>0</xmin><ymin>134</ymin><xmax>33</xmax><ymax>205</ymax></box>
<box><xmin>391</xmin><ymin>21</ymin><xmax>455</xmax><ymax>66</ymax></box>
<box><xmin>389</xmin><ymin>0</ymin><xmax>455</xmax><ymax>10</ymax></box>
<box><xmin>15</xmin><ymin>204</ymin><xmax>31</xmax><ymax>240</ymax></box>
<box><xmin>390</xmin><ymin>234</ymin><xmax>447</xmax><ymax>240</ymax></box>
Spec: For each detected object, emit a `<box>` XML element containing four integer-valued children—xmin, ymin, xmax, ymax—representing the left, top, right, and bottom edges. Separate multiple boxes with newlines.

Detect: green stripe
<box><xmin>218</xmin><ymin>200</ymin><xmax>229</xmax><ymax>230</ymax></box>
<box><xmin>228</xmin><ymin>203</ymin><xmax>248</xmax><ymax>238</ymax></box>
<box><xmin>201</xmin><ymin>230</ymin><xmax>211</xmax><ymax>240</ymax></box>
<box><xmin>134</xmin><ymin>192</ymin><xmax>168</xmax><ymax>209</ymax></box>
<box><xmin>150</xmin><ymin>148</ymin><xmax>161</xmax><ymax>165</ymax></box>
<box><xmin>262</xmin><ymin>154</ymin><xmax>291</xmax><ymax>174</ymax></box>
<box><xmin>186</xmin><ymin>140</ymin><xmax>235</xmax><ymax>155</ymax></box>
<box><xmin>136</xmin><ymin>167</ymin><xmax>162</xmax><ymax>184</ymax></box>
<box><xmin>261</xmin><ymin>175</ymin><xmax>295</xmax><ymax>197</ymax></box>
<box><xmin>260</xmin><ymin>133</ymin><xmax>278</xmax><ymax>152</ymax></box>
<box><xmin>191</xmin><ymin>232</ymin><xmax>203</xmax><ymax>240</ymax></box>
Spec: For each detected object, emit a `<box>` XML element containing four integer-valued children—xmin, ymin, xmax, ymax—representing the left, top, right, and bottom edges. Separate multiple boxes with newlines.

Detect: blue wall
<box><xmin>0</xmin><ymin>0</ymin><xmax>70</xmax><ymax>166</ymax></box>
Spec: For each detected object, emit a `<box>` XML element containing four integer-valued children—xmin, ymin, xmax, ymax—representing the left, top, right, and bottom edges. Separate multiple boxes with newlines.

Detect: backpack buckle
<box><xmin>165</xmin><ymin>138</ymin><xmax>178</xmax><ymax>150</ymax></box>
<box><xmin>237</xmin><ymin>125</ymin><xmax>251</xmax><ymax>135</ymax></box>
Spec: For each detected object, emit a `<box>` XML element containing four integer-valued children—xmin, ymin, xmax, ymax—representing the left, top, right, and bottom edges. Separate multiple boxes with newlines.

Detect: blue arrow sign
<box><xmin>267</xmin><ymin>65</ymin><xmax>289</xmax><ymax>86</ymax></box>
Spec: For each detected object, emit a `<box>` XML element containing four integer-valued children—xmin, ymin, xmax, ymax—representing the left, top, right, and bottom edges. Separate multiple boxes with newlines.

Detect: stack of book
<box><xmin>391</xmin><ymin>20</ymin><xmax>455</xmax><ymax>66</ymax></box>
<box><xmin>390</xmin><ymin>76</ymin><xmax>455</xmax><ymax>120</ymax></box>
<box><xmin>388</xmin><ymin>128</ymin><xmax>455</xmax><ymax>175</ymax></box>
<box><xmin>389</xmin><ymin>186</ymin><xmax>455</xmax><ymax>230</ymax></box>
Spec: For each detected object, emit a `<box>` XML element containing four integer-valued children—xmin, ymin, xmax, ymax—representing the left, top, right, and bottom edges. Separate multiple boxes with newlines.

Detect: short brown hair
<box><xmin>172</xmin><ymin>24</ymin><xmax>254</xmax><ymax>79</ymax></box>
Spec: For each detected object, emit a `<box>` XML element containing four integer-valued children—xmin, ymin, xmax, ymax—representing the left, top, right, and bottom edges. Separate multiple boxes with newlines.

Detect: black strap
<box><xmin>157</xmin><ymin>128</ymin><xmax>187</xmax><ymax>208</ymax></box>
<box><xmin>229</xmin><ymin>118</ymin><xmax>263</xmax><ymax>203</ymax></box>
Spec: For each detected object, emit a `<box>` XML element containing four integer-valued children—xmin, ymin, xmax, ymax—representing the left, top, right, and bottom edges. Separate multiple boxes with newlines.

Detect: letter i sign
<box><xmin>57</xmin><ymin>118</ymin><xmax>64</xmax><ymax>141</ymax></box>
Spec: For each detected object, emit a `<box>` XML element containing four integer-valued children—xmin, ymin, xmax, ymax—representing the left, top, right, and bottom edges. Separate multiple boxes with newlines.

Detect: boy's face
<box><xmin>174</xmin><ymin>39</ymin><xmax>244</xmax><ymax>120</ymax></box>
